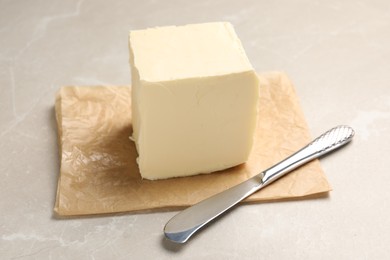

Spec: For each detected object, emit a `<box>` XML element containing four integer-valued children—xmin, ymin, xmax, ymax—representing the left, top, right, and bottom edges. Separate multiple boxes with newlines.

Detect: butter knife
<box><xmin>164</xmin><ymin>125</ymin><xmax>354</xmax><ymax>243</ymax></box>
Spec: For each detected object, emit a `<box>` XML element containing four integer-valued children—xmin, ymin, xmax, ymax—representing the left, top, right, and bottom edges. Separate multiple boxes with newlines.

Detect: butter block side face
<box><xmin>136</xmin><ymin>73</ymin><xmax>259</xmax><ymax>180</ymax></box>
<box><xmin>129</xmin><ymin>22</ymin><xmax>259</xmax><ymax>180</ymax></box>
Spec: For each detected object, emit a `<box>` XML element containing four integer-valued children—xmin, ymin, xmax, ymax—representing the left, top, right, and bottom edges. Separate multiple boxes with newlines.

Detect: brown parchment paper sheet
<box><xmin>54</xmin><ymin>72</ymin><xmax>331</xmax><ymax>216</ymax></box>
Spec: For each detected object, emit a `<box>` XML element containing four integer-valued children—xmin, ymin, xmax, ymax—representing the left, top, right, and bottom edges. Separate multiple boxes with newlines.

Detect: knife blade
<box><xmin>164</xmin><ymin>125</ymin><xmax>355</xmax><ymax>243</ymax></box>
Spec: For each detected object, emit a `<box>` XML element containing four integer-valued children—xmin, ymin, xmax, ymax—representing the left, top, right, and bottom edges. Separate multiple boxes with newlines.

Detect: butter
<box><xmin>129</xmin><ymin>22</ymin><xmax>259</xmax><ymax>180</ymax></box>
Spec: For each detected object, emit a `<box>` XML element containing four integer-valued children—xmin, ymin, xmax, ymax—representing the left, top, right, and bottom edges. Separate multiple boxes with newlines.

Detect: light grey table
<box><xmin>1</xmin><ymin>0</ymin><xmax>389</xmax><ymax>259</ymax></box>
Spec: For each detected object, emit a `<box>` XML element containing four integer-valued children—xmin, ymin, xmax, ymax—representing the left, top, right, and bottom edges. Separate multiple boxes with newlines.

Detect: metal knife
<box><xmin>164</xmin><ymin>125</ymin><xmax>355</xmax><ymax>243</ymax></box>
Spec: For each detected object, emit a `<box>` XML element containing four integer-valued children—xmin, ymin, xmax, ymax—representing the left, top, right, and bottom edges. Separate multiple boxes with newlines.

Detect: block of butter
<box><xmin>129</xmin><ymin>22</ymin><xmax>259</xmax><ymax>180</ymax></box>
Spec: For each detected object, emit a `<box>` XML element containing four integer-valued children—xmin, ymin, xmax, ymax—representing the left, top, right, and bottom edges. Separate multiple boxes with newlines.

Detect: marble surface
<box><xmin>1</xmin><ymin>0</ymin><xmax>390</xmax><ymax>259</ymax></box>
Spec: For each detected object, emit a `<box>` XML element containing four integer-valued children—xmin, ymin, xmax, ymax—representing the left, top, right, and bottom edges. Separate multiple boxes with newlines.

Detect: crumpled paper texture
<box><xmin>54</xmin><ymin>72</ymin><xmax>331</xmax><ymax>216</ymax></box>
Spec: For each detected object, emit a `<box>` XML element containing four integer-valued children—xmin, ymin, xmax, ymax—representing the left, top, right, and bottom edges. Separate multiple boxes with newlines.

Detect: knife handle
<box><xmin>310</xmin><ymin>125</ymin><xmax>355</xmax><ymax>155</ymax></box>
<box><xmin>262</xmin><ymin>125</ymin><xmax>355</xmax><ymax>184</ymax></box>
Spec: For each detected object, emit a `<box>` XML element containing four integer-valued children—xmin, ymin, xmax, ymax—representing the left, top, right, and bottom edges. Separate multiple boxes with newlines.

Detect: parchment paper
<box><xmin>54</xmin><ymin>72</ymin><xmax>331</xmax><ymax>216</ymax></box>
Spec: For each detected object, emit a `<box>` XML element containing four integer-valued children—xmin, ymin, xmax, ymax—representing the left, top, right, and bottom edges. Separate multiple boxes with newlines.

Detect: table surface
<box><xmin>1</xmin><ymin>0</ymin><xmax>389</xmax><ymax>259</ymax></box>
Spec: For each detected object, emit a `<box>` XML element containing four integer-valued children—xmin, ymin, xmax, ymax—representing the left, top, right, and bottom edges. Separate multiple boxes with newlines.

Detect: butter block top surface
<box><xmin>129</xmin><ymin>22</ymin><xmax>254</xmax><ymax>82</ymax></box>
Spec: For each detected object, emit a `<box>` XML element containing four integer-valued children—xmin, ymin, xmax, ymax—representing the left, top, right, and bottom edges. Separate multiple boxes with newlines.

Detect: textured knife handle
<box><xmin>261</xmin><ymin>125</ymin><xmax>355</xmax><ymax>185</ymax></box>
<box><xmin>309</xmin><ymin>125</ymin><xmax>355</xmax><ymax>156</ymax></box>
